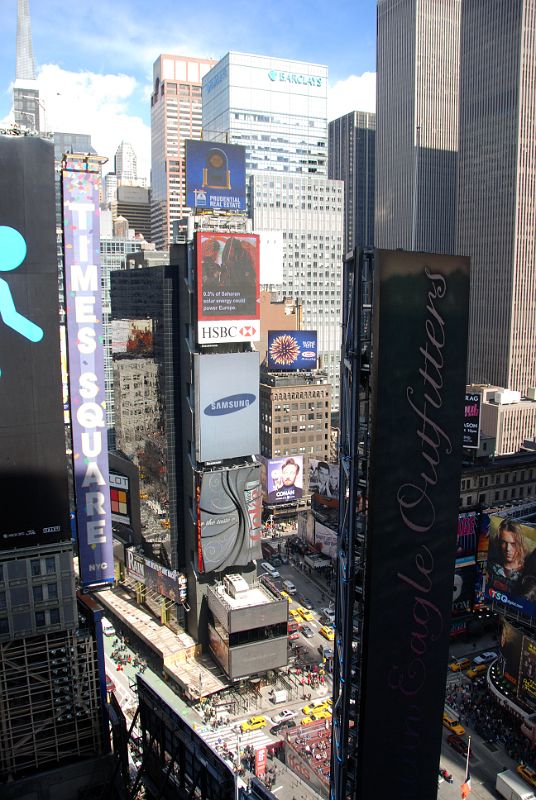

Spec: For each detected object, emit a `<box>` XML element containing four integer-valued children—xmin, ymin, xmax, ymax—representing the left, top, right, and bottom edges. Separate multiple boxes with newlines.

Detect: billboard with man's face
<box><xmin>485</xmin><ymin>515</ymin><xmax>536</xmax><ymax>617</ymax></box>
<box><xmin>265</xmin><ymin>456</ymin><xmax>303</xmax><ymax>505</ymax></box>
<box><xmin>196</xmin><ymin>232</ymin><xmax>260</xmax><ymax>344</ymax></box>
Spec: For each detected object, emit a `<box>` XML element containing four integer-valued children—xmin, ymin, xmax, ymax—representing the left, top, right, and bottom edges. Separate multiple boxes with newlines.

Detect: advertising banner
<box><xmin>196</xmin><ymin>232</ymin><xmax>260</xmax><ymax>344</ymax></box>
<box><xmin>456</xmin><ymin>513</ymin><xmax>478</xmax><ymax>559</ymax></box>
<box><xmin>452</xmin><ymin>563</ymin><xmax>475</xmax><ymax>617</ymax></box>
<box><xmin>255</xmin><ymin>747</ymin><xmax>267</xmax><ymax>779</ymax></box>
<box><xmin>0</xmin><ymin>136</ymin><xmax>70</xmax><ymax>550</ymax></box>
<box><xmin>267</xmin><ymin>330</ymin><xmax>317</xmax><ymax>371</ymax></box>
<box><xmin>314</xmin><ymin>520</ymin><xmax>337</xmax><ymax>559</ymax></box>
<box><xmin>63</xmin><ymin>158</ymin><xmax>114</xmax><ymax>589</ymax></box>
<box><xmin>265</xmin><ymin>456</ymin><xmax>304</xmax><ymax>505</ymax></box>
<box><xmin>500</xmin><ymin>619</ymin><xmax>523</xmax><ymax>686</ymax></box>
<box><xmin>359</xmin><ymin>250</ymin><xmax>470</xmax><ymax>800</ymax></box>
<box><xmin>518</xmin><ymin>635</ymin><xmax>536</xmax><ymax>710</ymax></box>
<box><xmin>195</xmin><ymin>352</ymin><xmax>259</xmax><ymax>462</ymax></box>
<box><xmin>186</xmin><ymin>140</ymin><xmax>246</xmax><ymax>212</ymax></box>
<box><xmin>259</xmin><ymin>231</ymin><xmax>284</xmax><ymax>285</ymax></box>
<box><xmin>196</xmin><ymin>464</ymin><xmax>262</xmax><ymax>573</ymax></box>
<box><xmin>309</xmin><ymin>459</ymin><xmax>339</xmax><ymax>500</ymax></box>
<box><xmin>484</xmin><ymin>515</ymin><xmax>536</xmax><ymax>617</ymax></box>
<box><xmin>111</xmin><ymin>319</ymin><xmax>153</xmax><ymax>356</ymax></box>
<box><xmin>463</xmin><ymin>392</ymin><xmax>481</xmax><ymax>449</ymax></box>
<box><xmin>125</xmin><ymin>548</ymin><xmax>187</xmax><ymax>603</ymax></box>
<box><xmin>109</xmin><ymin>472</ymin><xmax>130</xmax><ymax>526</ymax></box>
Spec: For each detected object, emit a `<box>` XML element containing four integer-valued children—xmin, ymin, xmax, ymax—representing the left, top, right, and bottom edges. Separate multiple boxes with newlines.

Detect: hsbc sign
<box><xmin>198</xmin><ymin>320</ymin><xmax>260</xmax><ymax>343</ymax></box>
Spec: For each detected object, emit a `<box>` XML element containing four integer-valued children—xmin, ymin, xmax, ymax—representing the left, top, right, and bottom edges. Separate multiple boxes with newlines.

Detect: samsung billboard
<box><xmin>196</xmin><ymin>232</ymin><xmax>260</xmax><ymax>344</ymax></box>
<box><xmin>196</xmin><ymin>464</ymin><xmax>262</xmax><ymax>573</ymax></box>
<box><xmin>358</xmin><ymin>250</ymin><xmax>470</xmax><ymax>800</ymax></box>
<box><xmin>267</xmin><ymin>330</ymin><xmax>317</xmax><ymax>371</ymax></box>
<box><xmin>63</xmin><ymin>157</ymin><xmax>114</xmax><ymax>590</ymax></box>
<box><xmin>194</xmin><ymin>352</ymin><xmax>260</xmax><ymax>462</ymax></box>
<box><xmin>186</xmin><ymin>140</ymin><xmax>246</xmax><ymax>212</ymax></box>
<box><xmin>0</xmin><ymin>136</ymin><xmax>70</xmax><ymax>550</ymax></box>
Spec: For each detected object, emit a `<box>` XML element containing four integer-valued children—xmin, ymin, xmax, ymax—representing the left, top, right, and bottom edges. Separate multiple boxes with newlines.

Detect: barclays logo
<box><xmin>205</xmin><ymin>393</ymin><xmax>256</xmax><ymax>416</ymax></box>
<box><xmin>267</xmin><ymin>70</ymin><xmax>322</xmax><ymax>87</ymax></box>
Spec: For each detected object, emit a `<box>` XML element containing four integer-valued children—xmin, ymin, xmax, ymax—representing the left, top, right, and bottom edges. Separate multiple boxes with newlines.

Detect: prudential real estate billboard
<box><xmin>358</xmin><ymin>250</ymin><xmax>470</xmax><ymax>800</ymax></box>
<box><xmin>63</xmin><ymin>157</ymin><xmax>114</xmax><ymax>590</ymax></box>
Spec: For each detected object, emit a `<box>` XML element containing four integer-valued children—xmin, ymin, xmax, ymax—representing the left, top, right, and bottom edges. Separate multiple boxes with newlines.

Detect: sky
<box><xmin>0</xmin><ymin>0</ymin><xmax>377</xmax><ymax>179</ymax></box>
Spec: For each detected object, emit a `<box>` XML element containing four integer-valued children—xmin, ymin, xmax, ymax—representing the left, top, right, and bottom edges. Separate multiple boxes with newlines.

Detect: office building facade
<box><xmin>13</xmin><ymin>0</ymin><xmax>40</xmax><ymax>132</ymax></box>
<box><xmin>329</xmin><ymin>110</ymin><xmax>376</xmax><ymax>253</ymax></box>
<box><xmin>457</xmin><ymin>0</ymin><xmax>536</xmax><ymax>398</ymax></box>
<box><xmin>150</xmin><ymin>54</ymin><xmax>216</xmax><ymax>249</ymax></box>
<box><xmin>375</xmin><ymin>0</ymin><xmax>461</xmax><ymax>253</ymax></box>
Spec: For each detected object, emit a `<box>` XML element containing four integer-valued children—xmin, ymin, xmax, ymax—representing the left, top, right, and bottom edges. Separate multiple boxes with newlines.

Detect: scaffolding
<box><xmin>0</xmin><ymin>627</ymin><xmax>104</xmax><ymax>779</ymax></box>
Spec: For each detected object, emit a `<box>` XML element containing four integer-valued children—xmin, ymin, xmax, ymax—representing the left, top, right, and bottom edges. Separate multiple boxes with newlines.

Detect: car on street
<box><xmin>472</xmin><ymin>651</ymin><xmax>498</xmax><ymax>666</ymax></box>
<box><xmin>318</xmin><ymin>645</ymin><xmax>333</xmax><ymax>659</ymax></box>
<box><xmin>517</xmin><ymin>763</ymin><xmax>536</xmax><ymax>789</ymax></box>
<box><xmin>270</xmin><ymin>719</ymin><xmax>296</xmax><ymax>736</ymax></box>
<box><xmin>311</xmin><ymin>708</ymin><xmax>332</xmax><ymax>721</ymax></box>
<box><xmin>448</xmin><ymin>657</ymin><xmax>471</xmax><ymax>672</ymax></box>
<box><xmin>299</xmin><ymin>596</ymin><xmax>315</xmax><ymax>610</ymax></box>
<box><xmin>288</xmin><ymin>630</ymin><xmax>300</xmax><ymax>641</ymax></box>
<box><xmin>319</xmin><ymin>625</ymin><xmax>335</xmax><ymax>641</ymax></box>
<box><xmin>272</xmin><ymin>709</ymin><xmax>297</xmax><ymax>723</ymax></box>
<box><xmin>241</xmin><ymin>716</ymin><xmax>267</xmax><ymax>733</ymax></box>
<box><xmin>446</xmin><ymin>734</ymin><xmax>473</xmax><ymax>760</ymax></box>
<box><xmin>280</xmin><ymin>591</ymin><xmax>292</xmax><ymax>603</ymax></box>
<box><xmin>297</xmin><ymin>607</ymin><xmax>314</xmax><ymax>622</ymax></box>
<box><xmin>466</xmin><ymin>664</ymin><xmax>488</xmax><ymax>680</ymax></box>
<box><xmin>301</xmin><ymin>716</ymin><xmax>316</xmax><ymax>726</ymax></box>
<box><xmin>289</xmin><ymin>608</ymin><xmax>301</xmax><ymax>621</ymax></box>
<box><xmin>321</xmin><ymin>608</ymin><xmax>336</xmax><ymax>624</ymax></box>
<box><xmin>443</xmin><ymin>712</ymin><xmax>465</xmax><ymax>736</ymax></box>
<box><xmin>301</xmin><ymin>625</ymin><xmax>314</xmax><ymax>638</ymax></box>
<box><xmin>303</xmin><ymin>699</ymin><xmax>331</xmax><ymax>716</ymax></box>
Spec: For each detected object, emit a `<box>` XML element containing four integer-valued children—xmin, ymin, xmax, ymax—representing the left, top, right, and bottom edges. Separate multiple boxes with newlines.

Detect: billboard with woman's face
<box><xmin>485</xmin><ymin>515</ymin><xmax>536</xmax><ymax>618</ymax></box>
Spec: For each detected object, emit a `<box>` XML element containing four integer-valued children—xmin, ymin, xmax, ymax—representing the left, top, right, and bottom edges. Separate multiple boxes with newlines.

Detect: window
<box><xmin>33</xmin><ymin>585</ymin><xmax>44</xmax><ymax>603</ymax></box>
<box><xmin>45</xmin><ymin>557</ymin><xmax>55</xmax><ymax>575</ymax></box>
<box><xmin>49</xmin><ymin>608</ymin><xmax>60</xmax><ymax>625</ymax></box>
<box><xmin>47</xmin><ymin>583</ymin><xmax>58</xmax><ymax>601</ymax></box>
<box><xmin>31</xmin><ymin>559</ymin><xmax>41</xmax><ymax>577</ymax></box>
<box><xmin>35</xmin><ymin>611</ymin><xmax>46</xmax><ymax>627</ymax></box>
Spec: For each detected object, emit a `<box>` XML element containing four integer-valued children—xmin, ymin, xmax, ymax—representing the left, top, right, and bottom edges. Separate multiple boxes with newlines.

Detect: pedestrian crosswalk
<box><xmin>197</xmin><ymin>722</ymin><xmax>274</xmax><ymax>756</ymax></box>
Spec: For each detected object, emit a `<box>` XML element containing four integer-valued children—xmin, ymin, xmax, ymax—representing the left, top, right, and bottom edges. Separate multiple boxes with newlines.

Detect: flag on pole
<box><xmin>461</xmin><ymin>736</ymin><xmax>472</xmax><ymax>798</ymax></box>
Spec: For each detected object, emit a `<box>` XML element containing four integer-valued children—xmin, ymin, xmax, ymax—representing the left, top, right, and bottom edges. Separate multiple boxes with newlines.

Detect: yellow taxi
<box><xmin>466</xmin><ymin>664</ymin><xmax>488</xmax><ymax>680</ymax></box>
<box><xmin>442</xmin><ymin>712</ymin><xmax>465</xmax><ymax>736</ymax></box>
<box><xmin>448</xmin><ymin>657</ymin><xmax>470</xmax><ymax>672</ymax></box>
<box><xmin>319</xmin><ymin>625</ymin><xmax>335</xmax><ymax>641</ymax></box>
<box><xmin>241</xmin><ymin>716</ymin><xmax>267</xmax><ymax>733</ymax></box>
<box><xmin>303</xmin><ymin>699</ymin><xmax>331</xmax><ymax>716</ymax></box>
<box><xmin>289</xmin><ymin>608</ymin><xmax>301</xmax><ymax>621</ymax></box>
<box><xmin>517</xmin><ymin>763</ymin><xmax>536</xmax><ymax>789</ymax></box>
<box><xmin>301</xmin><ymin>716</ymin><xmax>316</xmax><ymax>726</ymax></box>
<box><xmin>297</xmin><ymin>607</ymin><xmax>314</xmax><ymax>622</ymax></box>
<box><xmin>311</xmin><ymin>708</ymin><xmax>332</xmax><ymax>721</ymax></box>
<box><xmin>280</xmin><ymin>591</ymin><xmax>292</xmax><ymax>603</ymax></box>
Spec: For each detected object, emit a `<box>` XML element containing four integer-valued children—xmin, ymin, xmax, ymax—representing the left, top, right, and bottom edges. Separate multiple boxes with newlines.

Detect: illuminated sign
<box><xmin>463</xmin><ymin>392</ymin><xmax>481</xmax><ymax>449</ymax></box>
<box><xmin>186</xmin><ymin>140</ymin><xmax>246</xmax><ymax>212</ymax></box>
<box><xmin>268</xmin><ymin>330</ymin><xmax>317</xmax><ymax>371</ymax></box>
<box><xmin>110</xmin><ymin>472</ymin><xmax>130</xmax><ymax>525</ymax></box>
<box><xmin>268</xmin><ymin>70</ymin><xmax>322</xmax><ymax>87</ymax></box>
<box><xmin>63</xmin><ymin>158</ymin><xmax>114</xmax><ymax>589</ymax></box>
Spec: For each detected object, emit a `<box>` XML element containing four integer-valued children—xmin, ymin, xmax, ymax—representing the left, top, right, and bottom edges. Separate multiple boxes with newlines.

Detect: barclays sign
<box><xmin>268</xmin><ymin>70</ymin><xmax>322</xmax><ymax>87</ymax></box>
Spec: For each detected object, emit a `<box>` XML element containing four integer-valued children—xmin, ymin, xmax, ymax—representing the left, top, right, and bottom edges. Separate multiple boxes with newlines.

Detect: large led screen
<box><xmin>485</xmin><ymin>515</ymin><xmax>536</xmax><ymax>616</ymax></box>
<box><xmin>63</xmin><ymin>158</ymin><xmax>114</xmax><ymax>589</ymax></box>
<box><xmin>196</xmin><ymin>464</ymin><xmax>262</xmax><ymax>573</ymax></box>
<box><xmin>196</xmin><ymin>232</ymin><xmax>260</xmax><ymax>344</ymax></box>
<box><xmin>463</xmin><ymin>392</ymin><xmax>481</xmax><ymax>449</ymax></box>
<box><xmin>186</xmin><ymin>140</ymin><xmax>246</xmax><ymax>212</ymax></box>
<box><xmin>309</xmin><ymin>459</ymin><xmax>339</xmax><ymax>499</ymax></box>
<box><xmin>358</xmin><ymin>250</ymin><xmax>470</xmax><ymax>800</ymax></box>
<box><xmin>265</xmin><ymin>456</ymin><xmax>304</xmax><ymax>505</ymax></box>
<box><xmin>126</xmin><ymin>548</ymin><xmax>187</xmax><ymax>603</ymax></box>
<box><xmin>0</xmin><ymin>137</ymin><xmax>70</xmax><ymax>549</ymax></box>
<box><xmin>194</xmin><ymin>352</ymin><xmax>259</xmax><ymax>462</ymax></box>
<box><xmin>267</xmin><ymin>330</ymin><xmax>317</xmax><ymax>371</ymax></box>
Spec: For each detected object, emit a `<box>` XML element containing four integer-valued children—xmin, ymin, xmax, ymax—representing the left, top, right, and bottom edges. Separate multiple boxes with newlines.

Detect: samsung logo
<box><xmin>205</xmin><ymin>393</ymin><xmax>256</xmax><ymax>416</ymax></box>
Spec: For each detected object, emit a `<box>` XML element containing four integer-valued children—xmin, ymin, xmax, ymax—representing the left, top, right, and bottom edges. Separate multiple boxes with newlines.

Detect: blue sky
<box><xmin>0</xmin><ymin>0</ymin><xmax>377</xmax><ymax>177</ymax></box>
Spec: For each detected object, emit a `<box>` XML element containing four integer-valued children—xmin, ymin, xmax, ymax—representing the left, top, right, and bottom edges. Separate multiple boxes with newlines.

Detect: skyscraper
<box><xmin>115</xmin><ymin>140</ymin><xmax>137</xmax><ymax>182</ymax></box>
<box><xmin>375</xmin><ymin>0</ymin><xmax>461</xmax><ymax>253</ymax></box>
<box><xmin>150</xmin><ymin>54</ymin><xmax>216</xmax><ymax>249</ymax></box>
<box><xmin>13</xmin><ymin>0</ymin><xmax>40</xmax><ymax>131</ymax></box>
<box><xmin>457</xmin><ymin>0</ymin><xmax>536</xmax><ymax>396</ymax></box>
<box><xmin>202</xmin><ymin>53</ymin><xmax>343</xmax><ymax>408</ymax></box>
<box><xmin>329</xmin><ymin>110</ymin><xmax>376</xmax><ymax>254</ymax></box>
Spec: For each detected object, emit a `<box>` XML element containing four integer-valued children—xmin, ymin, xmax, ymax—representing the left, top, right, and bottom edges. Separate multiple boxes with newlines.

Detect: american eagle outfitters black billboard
<box><xmin>357</xmin><ymin>250</ymin><xmax>470</xmax><ymax>800</ymax></box>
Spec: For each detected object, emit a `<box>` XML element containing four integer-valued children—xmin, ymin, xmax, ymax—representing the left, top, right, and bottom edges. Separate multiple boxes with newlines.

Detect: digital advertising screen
<box><xmin>267</xmin><ymin>330</ymin><xmax>317</xmax><ymax>371</ymax></box>
<box><xmin>499</xmin><ymin>619</ymin><xmax>523</xmax><ymax>686</ymax></box>
<box><xmin>518</xmin><ymin>635</ymin><xmax>536</xmax><ymax>710</ymax></box>
<box><xmin>63</xmin><ymin>157</ymin><xmax>114</xmax><ymax>589</ymax></box>
<box><xmin>265</xmin><ymin>456</ymin><xmax>304</xmax><ymax>505</ymax></box>
<box><xmin>196</xmin><ymin>464</ymin><xmax>262</xmax><ymax>573</ymax></box>
<box><xmin>463</xmin><ymin>392</ymin><xmax>481</xmax><ymax>449</ymax></box>
<box><xmin>109</xmin><ymin>472</ymin><xmax>130</xmax><ymax>526</ymax></box>
<box><xmin>452</xmin><ymin>563</ymin><xmax>475</xmax><ymax>617</ymax></box>
<box><xmin>186</xmin><ymin>140</ymin><xmax>246</xmax><ymax>212</ymax></box>
<box><xmin>309</xmin><ymin>459</ymin><xmax>339</xmax><ymax>500</ymax></box>
<box><xmin>194</xmin><ymin>351</ymin><xmax>260</xmax><ymax>462</ymax></box>
<box><xmin>125</xmin><ymin>548</ymin><xmax>187</xmax><ymax>603</ymax></box>
<box><xmin>0</xmin><ymin>136</ymin><xmax>70</xmax><ymax>550</ymax></box>
<box><xmin>485</xmin><ymin>515</ymin><xmax>536</xmax><ymax>617</ymax></box>
<box><xmin>456</xmin><ymin>513</ymin><xmax>478</xmax><ymax>559</ymax></box>
<box><xmin>359</xmin><ymin>249</ymin><xmax>470</xmax><ymax>800</ymax></box>
<box><xmin>196</xmin><ymin>232</ymin><xmax>260</xmax><ymax>344</ymax></box>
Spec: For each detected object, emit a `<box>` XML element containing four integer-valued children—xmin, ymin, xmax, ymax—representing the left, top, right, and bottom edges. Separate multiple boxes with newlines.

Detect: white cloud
<box><xmin>37</xmin><ymin>64</ymin><xmax>151</xmax><ymax>179</ymax></box>
<box><xmin>328</xmin><ymin>71</ymin><xmax>376</xmax><ymax>121</ymax></box>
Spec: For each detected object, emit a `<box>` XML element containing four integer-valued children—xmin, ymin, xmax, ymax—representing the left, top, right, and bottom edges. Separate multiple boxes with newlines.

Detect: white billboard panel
<box><xmin>259</xmin><ymin>230</ymin><xmax>284</xmax><ymax>285</ymax></box>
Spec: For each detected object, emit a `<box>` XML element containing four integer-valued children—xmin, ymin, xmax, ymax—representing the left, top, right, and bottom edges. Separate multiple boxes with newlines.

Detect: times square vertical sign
<box><xmin>62</xmin><ymin>157</ymin><xmax>114</xmax><ymax>590</ymax></box>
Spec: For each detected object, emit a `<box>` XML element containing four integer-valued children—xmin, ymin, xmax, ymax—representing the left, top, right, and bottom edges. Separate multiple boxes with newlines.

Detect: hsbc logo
<box><xmin>198</xmin><ymin>320</ymin><xmax>260</xmax><ymax>344</ymax></box>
